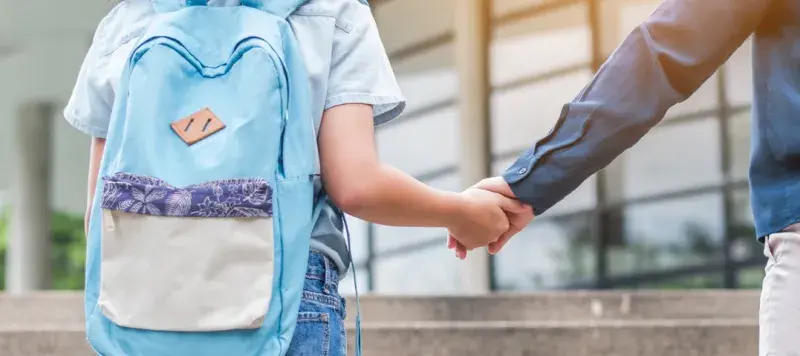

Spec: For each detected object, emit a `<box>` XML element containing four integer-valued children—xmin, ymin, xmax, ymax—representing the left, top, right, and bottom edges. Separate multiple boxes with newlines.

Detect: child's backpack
<box><xmin>84</xmin><ymin>1</ymin><xmax>362</xmax><ymax>355</ymax></box>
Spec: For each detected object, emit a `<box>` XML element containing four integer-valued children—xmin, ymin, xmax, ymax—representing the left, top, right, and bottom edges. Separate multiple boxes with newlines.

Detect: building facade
<box><xmin>0</xmin><ymin>0</ymin><xmax>764</xmax><ymax>295</ymax></box>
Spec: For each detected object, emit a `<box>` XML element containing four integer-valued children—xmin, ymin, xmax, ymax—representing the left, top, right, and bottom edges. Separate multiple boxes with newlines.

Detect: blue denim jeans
<box><xmin>286</xmin><ymin>251</ymin><xmax>347</xmax><ymax>356</ymax></box>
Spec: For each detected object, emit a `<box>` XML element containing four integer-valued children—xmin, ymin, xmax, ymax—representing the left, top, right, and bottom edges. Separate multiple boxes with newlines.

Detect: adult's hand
<box><xmin>445</xmin><ymin>188</ymin><xmax>519</xmax><ymax>250</ymax></box>
<box><xmin>448</xmin><ymin>177</ymin><xmax>534</xmax><ymax>259</ymax></box>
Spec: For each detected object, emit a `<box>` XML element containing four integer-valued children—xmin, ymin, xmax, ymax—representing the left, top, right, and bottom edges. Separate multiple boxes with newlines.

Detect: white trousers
<box><xmin>760</xmin><ymin>230</ymin><xmax>800</xmax><ymax>356</ymax></box>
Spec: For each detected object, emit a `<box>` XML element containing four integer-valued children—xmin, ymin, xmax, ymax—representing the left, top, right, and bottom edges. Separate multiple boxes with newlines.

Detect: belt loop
<box><xmin>322</xmin><ymin>254</ymin><xmax>335</xmax><ymax>295</ymax></box>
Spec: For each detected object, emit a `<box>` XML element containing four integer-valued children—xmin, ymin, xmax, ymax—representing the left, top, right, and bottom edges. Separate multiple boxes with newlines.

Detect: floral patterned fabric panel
<box><xmin>101</xmin><ymin>173</ymin><xmax>273</xmax><ymax>218</ymax></box>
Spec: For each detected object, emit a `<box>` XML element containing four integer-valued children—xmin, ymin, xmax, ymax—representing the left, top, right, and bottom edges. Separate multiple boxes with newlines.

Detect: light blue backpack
<box><xmin>84</xmin><ymin>1</ymin><xmax>361</xmax><ymax>355</ymax></box>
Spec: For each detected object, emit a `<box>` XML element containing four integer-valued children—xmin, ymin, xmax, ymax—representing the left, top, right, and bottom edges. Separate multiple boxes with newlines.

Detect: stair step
<box><xmin>0</xmin><ymin>320</ymin><xmax>757</xmax><ymax>356</ymax></box>
<box><xmin>351</xmin><ymin>319</ymin><xmax>758</xmax><ymax>356</ymax></box>
<box><xmin>0</xmin><ymin>290</ymin><xmax>760</xmax><ymax>324</ymax></box>
<box><xmin>349</xmin><ymin>290</ymin><xmax>760</xmax><ymax>321</ymax></box>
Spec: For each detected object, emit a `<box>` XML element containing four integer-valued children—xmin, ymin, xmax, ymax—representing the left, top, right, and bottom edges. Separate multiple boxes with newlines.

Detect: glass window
<box><xmin>339</xmin><ymin>265</ymin><xmax>371</xmax><ymax>296</ymax></box>
<box><xmin>738</xmin><ymin>267</ymin><xmax>765</xmax><ymax>290</ymax></box>
<box><xmin>491</xmin><ymin>2</ymin><xmax>591</xmax><ymax>88</ymax></box>
<box><xmin>635</xmin><ymin>272</ymin><xmax>724</xmax><ymax>289</ymax></box>
<box><xmin>730</xmin><ymin>188</ymin><xmax>761</xmax><ymax>262</ymax></box>
<box><xmin>491</xmin><ymin>69</ymin><xmax>594</xmax><ymax>155</ymax></box>
<box><xmin>618</xmin><ymin>0</ymin><xmax>661</xmax><ymax>36</ymax></box>
<box><xmin>493</xmin><ymin>213</ymin><xmax>595</xmax><ymax>291</ymax></box>
<box><xmin>493</xmin><ymin>0</ymin><xmax>577</xmax><ymax>19</ymax></box>
<box><xmin>608</xmin><ymin>192</ymin><xmax>725</xmax><ymax>277</ymax></box>
<box><xmin>343</xmin><ymin>215</ymin><xmax>370</xmax><ymax>265</ymax></box>
<box><xmin>372</xmin><ymin>246</ymin><xmax>462</xmax><ymax>294</ymax></box>
<box><xmin>373</xmin><ymin>0</ymin><xmax>455</xmax><ymax>57</ymax></box>
<box><xmin>395</xmin><ymin>66</ymin><xmax>457</xmax><ymax>113</ymax></box>
<box><xmin>618</xmin><ymin>118</ymin><xmax>722</xmax><ymax>200</ymax></box>
<box><xmin>724</xmin><ymin>37</ymin><xmax>754</xmax><ymax>107</ymax></box>
<box><xmin>376</xmin><ymin>106</ymin><xmax>459</xmax><ymax>177</ymax></box>
<box><xmin>729</xmin><ymin>111</ymin><xmax>751</xmax><ymax>181</ymax></box>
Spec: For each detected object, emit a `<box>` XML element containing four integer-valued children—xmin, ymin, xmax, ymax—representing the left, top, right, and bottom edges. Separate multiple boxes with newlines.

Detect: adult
<box><xmin>450</xmin><ymin>1</ymin><xmax>794</xmax><ymax>354</ymax></box>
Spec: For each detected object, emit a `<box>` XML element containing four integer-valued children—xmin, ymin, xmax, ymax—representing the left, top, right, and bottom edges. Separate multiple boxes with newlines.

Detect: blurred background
<box><xmin>0</xmin><ymin>0</ymin><xmax>762</xmax><ymax>295</ymax></box>
<box><xmin>0</xmin><ymin>0</ymin><xmax>764</xmax><ymax>354</ymax></box>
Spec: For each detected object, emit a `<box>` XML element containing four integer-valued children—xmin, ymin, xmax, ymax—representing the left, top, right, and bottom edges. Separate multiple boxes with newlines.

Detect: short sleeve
<box><xmin>63</xmin><ymin>0</ymin><xmax>152</xmax><ymax>138</ymax></box>
<box><xmin>325</xmin><ymin>1</ymin><xmax>406</xmax><ymax>126</ymax></box>
<box><xmin>63</xmin><ymin>21</ymin><xmax>119</xmax><ymax>139</ymax></box>
<box><xmin>63</xmin><ymin>43</ymin><xmax>116</xmax><ymax>138</ymax></box>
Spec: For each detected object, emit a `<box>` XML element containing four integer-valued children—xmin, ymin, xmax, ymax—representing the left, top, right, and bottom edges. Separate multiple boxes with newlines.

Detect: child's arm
<box><xmin>319</xmin><ymin>103</ymin><xmax>525</xmax><ymax>249</ymax></box>
<box><xmin>84</xmin><ymin>137</ymin><xmax>105</xmax><ymax>236</ymax></box>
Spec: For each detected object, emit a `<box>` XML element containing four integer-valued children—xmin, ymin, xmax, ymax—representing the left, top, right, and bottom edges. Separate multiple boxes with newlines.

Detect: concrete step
<box><xmin>0</xmin><ymin>320</ymin><xmax>757</xmax><ymax>356</ymax></box>
<box><xmin>349</xmin><ymin>290</ymin><xmax>760</xmax><ymax>322</ymax></box>
<box><xmin>0</xmin><ymin>290</ymin><xmax>760</xmax><ymax>324</ymax></box>
<box><xmin>351</xmin><ymin>319</ymin><xmax>758</xmax><ymax>356</ymax></box>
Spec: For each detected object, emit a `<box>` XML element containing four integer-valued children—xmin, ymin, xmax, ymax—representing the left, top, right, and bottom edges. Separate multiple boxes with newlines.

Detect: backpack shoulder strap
<box><xmin>241</xmin><ymin>0</ymin><xmax>311</xmax><ymax>19</ymax></box>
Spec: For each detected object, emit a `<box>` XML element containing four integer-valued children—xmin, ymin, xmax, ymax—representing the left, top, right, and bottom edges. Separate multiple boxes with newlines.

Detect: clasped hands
<box><xmin>446</xmin><ymin>177</ymin><xmax>534</xmax><ymax>259</ymax></box>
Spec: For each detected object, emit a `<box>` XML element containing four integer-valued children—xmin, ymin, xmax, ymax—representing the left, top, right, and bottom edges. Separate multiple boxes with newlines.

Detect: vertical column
<box><xmin>454</xmin><ymin>0</ymin><xmax>493</xmax><ymax>294</ymax></box>
<box><xmin>588</xmin><ymin>0</ymin><xmax>622</xmax><ymax>288</ymax></box>
<box><xmin>6</xmin><ymin>101</ymin><xmax>54</xmax><ymax>294</ymax></box>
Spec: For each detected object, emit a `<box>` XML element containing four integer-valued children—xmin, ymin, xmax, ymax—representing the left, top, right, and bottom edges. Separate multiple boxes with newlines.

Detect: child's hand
<box><xmin>448</xmin><ymin>177</ymin><xmax>534</xmax><ymax>259</ymax></box>
<box><xmin>446</xmin><ymin>189</ymin><xmax>525</xmax><ymax>251</ymax></box>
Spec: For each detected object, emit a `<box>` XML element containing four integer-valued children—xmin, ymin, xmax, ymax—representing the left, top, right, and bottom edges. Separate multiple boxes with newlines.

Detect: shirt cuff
<box><xmin>502</xmin><ymin>153</ymin><xmax>548</xmax><ymax>215</ymax></box>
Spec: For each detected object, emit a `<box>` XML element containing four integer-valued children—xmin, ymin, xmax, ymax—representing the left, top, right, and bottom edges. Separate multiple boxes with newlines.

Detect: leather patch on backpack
<box><xmin>171</xmin><ymin>107</ymin><xmax>226</xmax><ymax>146</ymax></box>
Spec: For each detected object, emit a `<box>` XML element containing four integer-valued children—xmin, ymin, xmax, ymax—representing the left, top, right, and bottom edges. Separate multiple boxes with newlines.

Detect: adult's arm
<box><xmin>502</xmin><ymin>0</ymin><xmax>773</xmax><ymax>214</ymax></box>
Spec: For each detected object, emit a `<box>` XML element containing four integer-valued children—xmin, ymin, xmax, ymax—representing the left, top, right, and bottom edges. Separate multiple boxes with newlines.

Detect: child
<box><xmin>65</xmin><ymin>0</ymin><xmax>525</xmax><ymax>355</ymax></box>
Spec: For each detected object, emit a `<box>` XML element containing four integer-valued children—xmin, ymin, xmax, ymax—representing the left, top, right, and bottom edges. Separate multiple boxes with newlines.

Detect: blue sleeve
<box><xmin>502</xmin><ymin>0</ymin><xmax>773</xmax><ymax>215</ymax></box>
